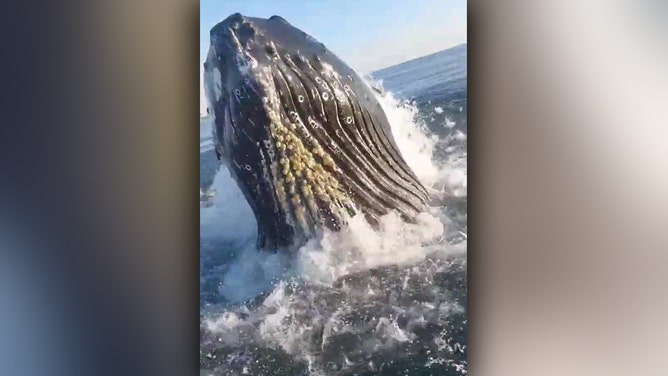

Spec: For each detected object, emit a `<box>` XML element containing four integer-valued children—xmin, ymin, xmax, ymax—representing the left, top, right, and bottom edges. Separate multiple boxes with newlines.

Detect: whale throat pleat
<box><xmin>257</xmin><ymin>52</ymin><xmax>428</xmax><ymax>231</ymax></box>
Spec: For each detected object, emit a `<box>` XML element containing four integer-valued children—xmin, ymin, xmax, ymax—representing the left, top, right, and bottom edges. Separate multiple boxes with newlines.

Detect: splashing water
<box><xmin>200</xmin><ymin>68</ymin><xmax>467</xmax><ymax>375</ymax></box>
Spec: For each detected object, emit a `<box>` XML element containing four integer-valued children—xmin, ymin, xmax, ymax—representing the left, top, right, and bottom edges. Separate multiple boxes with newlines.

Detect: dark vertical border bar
<box><xmin>1</xmin><ymin>0</ymin><xmax>201</xmax><ymax>375</ymax></box>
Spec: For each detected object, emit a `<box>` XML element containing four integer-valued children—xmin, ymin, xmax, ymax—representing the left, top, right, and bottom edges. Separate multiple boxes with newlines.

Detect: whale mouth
<box><xmin>204</xmin><ymin>14</ymin><xmax>430</xmax><ymax>250</ymax></box>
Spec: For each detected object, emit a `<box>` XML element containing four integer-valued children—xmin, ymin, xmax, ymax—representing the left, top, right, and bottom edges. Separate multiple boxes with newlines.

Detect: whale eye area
<box><xmin>236</xmin><ymin>22</ymin><xmax>255</xmax><ymax>39</ymax></box>
<box><xmin>265</xmin><ymin>45</ymin><xmax>276</xmax><ymax>56</ymax></box>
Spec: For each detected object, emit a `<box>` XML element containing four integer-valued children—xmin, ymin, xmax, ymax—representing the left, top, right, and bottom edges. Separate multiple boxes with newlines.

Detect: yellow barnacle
<box><xmin>285</xmin><ymin>172</ymin><xmax>295</xmax><ymax>183</ymax></box>
<box><xmin>325</xmin><ymin>185</ymin><xmax>336</xmax><ymax>196</ymax></box>
<box><xmin>323</xmin><ymin>155</ymin><xmax>335</xmax><ymax>168</ymax></box>
<box><xmin>295</xmin><ymin>205</ymin><xmax>306</xmax><ymax>219</ymax></box>
<box><xmin>293</xmin><ymin>160</ymin><xmax>303</xmax><ymax>172</ymax></box>
<box><xmin>303</xmin><ymin>148</ymin><xmax>313</xmax><ymax>160</ymax></box>
<box><xmin>306</xmin><ymin>197</ymin><xmax>318</xmax><ymax>212</ymax></box>
<box><xmin>275</xmin><ymin>141</ymin><xmax>283</xmax><ymax>149</ymax></box>
<box><xmin>276</xmin><ymin>184</ymin><xmax>286</xmax><ymax>203</ymax></box>
<box><xmin>301</xmin><ymin>185</ymin><xmax>312</xmax><ymax>197</ymax></box>
<box><xmin>275</xmin><ymin>120</ymin><xmax>285</xmax><ymax>130</ymax></box>
<box><xmin>289</xmin><ymin>123</ymin><xmax>297</xmax><ymax>131</ymax></box>
<box><xmin>304</xmin><ymin>169</ymin><xmax>314</xmax><ymax>180</ymax></box>
<box><xmin>313</xmin><ymin>164</ymin><xmax>324</xmax><ymax>174</ymax></box>
<box><xmin>294</xmin><ymin>206</ymin><xmax>309</xmax><ymax>231</ymax></box>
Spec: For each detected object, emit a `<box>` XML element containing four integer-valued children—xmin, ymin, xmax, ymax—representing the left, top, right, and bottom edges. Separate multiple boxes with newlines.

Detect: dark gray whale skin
<box><xmin>203</xmin><ymin>13</ymin><xmax>429</xmax><ymax>250</ymax></box>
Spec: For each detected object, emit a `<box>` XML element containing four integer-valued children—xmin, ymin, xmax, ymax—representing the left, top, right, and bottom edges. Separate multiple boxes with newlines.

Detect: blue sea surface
<box><xmin>374</xmin><ymin>44</ymin><xmax>467</xmax><ymax>103</ymax></box>
<box><xmin>373</xmin><ymin>44</ymin><xmax>467</xmax><ymax>133</ymax></box>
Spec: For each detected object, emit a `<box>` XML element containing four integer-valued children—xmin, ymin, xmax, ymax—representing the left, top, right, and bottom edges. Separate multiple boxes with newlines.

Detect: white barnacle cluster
<box><xmin>265</xmin><ymin>41</ymin><xmax>281</xmax><ymax>60</ymax></box>
<box><xmin>262</xmin><ymin>139</ymin><xmax>275</xmax><ymax>160</ymax></box>
<box><xmin>320</xmin><ymin>62</ymin><xmax>344</xmax><ymax>84</ymax></box>
<box><xmin>333</xmin><ymin>88</ymin><xmax>347</xmax><ymax>103</ymax></box>
<box><xmin>226</xmin><ymin>39</ymin><xmax>259</xmax><ymax>86</ymax></box>
<box><xmin>320</xmin><ymin>63</ymin><xmax>349</xmax><ymax>104</ymax></box>
<box><xmin>236</xmin><ymin>50</ymin><xmax>259</xmax><ymax>77</ymax></box>
<box><xmin>320</xmin><ymin>62</ymin><xmax>337</xmax><ymax>77</ymax></box>
<box><xmin>313</xmin><ymin>73</ymin><xmax>337</xmax><ymax>103</ymax></box>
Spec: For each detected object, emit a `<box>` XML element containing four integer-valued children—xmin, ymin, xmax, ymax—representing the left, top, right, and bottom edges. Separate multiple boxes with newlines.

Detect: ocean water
<box><xmin>200</xmin><ymin>43</ymin><xmax>467</xmax><ymax>375</ymax></box>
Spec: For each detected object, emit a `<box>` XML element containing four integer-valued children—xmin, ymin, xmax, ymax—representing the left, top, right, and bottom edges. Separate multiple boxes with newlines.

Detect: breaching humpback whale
<box><xmin>203</xmin><ymin>13</ymin><xmax>430</xmax><ymax>250</ymax></box>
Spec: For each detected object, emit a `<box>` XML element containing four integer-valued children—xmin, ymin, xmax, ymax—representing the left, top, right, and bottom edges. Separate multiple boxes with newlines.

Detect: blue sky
<box><xmin>200</xmin><ymin>0</ymin><xmax>466</xmax><ymax>114</ymax></box>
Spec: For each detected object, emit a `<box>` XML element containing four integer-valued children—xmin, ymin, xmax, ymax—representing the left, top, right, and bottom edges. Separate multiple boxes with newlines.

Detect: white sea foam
<box><xmin>296</xmin><ymin>211</ymin><xmax>445</xmax><ymax>285</ymax></box>
<box><xmin>445</xmin><ymin>116</ymin><xmax>456</xmax><ymax>128</ymax></box>
<box><xmin>200</xmin><ymin>166</ymin><xmax>255</xmax><ymax>248</ymax></box>
<box><xmin>371</xmin><ymin>84</ymin><xmax>467</xmax><ymax>199</ymax></box>
<box><xmin>200</xmin><ymin>166</ymin><xmax>294</xmax><ymax>303</ymax></box>
<box><xmin>375</xmin><ymin>90</ymin><xmax>441</xmax><ymax>187</ymax></box>
<box><xmin>199</xmin><ymin>116</ymin><xmax>215</xmax><ymax>153</ymax></box>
